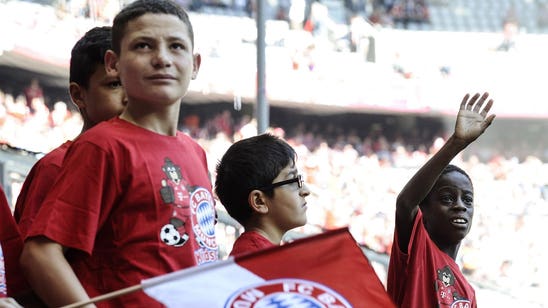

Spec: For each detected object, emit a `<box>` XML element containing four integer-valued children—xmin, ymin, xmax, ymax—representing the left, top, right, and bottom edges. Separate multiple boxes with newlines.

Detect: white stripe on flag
<box><xmin>142</xmin><ymin>257</ymin><xmax>264</xmax><ymax>307</ymax></box>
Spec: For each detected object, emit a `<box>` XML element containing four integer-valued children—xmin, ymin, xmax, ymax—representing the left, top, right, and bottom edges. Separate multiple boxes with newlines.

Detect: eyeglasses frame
<box><xmin>257</xmin><ymin>174</ymin><xmax>304</xmax><ymax>191</ymax></box>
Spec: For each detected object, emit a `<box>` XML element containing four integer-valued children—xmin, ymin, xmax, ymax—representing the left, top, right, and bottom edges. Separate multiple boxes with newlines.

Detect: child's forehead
<box><xmin>277</xmin><ymin>162</ymin><xmax>298</xmax><ymax>176</ymax></box>
<box><xmin>124</xmin><ymin>13</ymin><xmax>191</xmax><ymax>41</ymax></box>
<box><xmin>434</xmin><ymin>172</ymin><xmax>473</xmax><ymax>192</ymax></box>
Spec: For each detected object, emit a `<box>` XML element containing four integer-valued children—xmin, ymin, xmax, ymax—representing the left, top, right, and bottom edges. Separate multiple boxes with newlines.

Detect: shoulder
<box><xmin>70</xmin><ymin>119</ymin><xmax>137</xmax><ymax>152</ymax></box>
<box><xmin>177</xmin><ymin>132</ymin><xmax>202</xmax><ymax>147</ymax></box>
<box><xmin>35</xmin><ymin>141</ymin><xmax>72</xmax><ymax>168</ymax></box>
<box><xmin>176</xmin><ymin>132</ymin><xmax>207</xmax><ymax>156</ymax></box>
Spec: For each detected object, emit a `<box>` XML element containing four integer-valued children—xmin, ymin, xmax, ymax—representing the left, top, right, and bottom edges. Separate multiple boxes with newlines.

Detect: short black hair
<box><xmin>69</xmin><ymin>26</ymin><xmax>112</xmax><ymax>89</ymax></box>
<box><xmin>111</xmin><ymin>0</ymin><xmax>194</xmax><ymax>54</ymax></box>
<box><xmin>215</xmin><ymin>134</ymin><xmax>296</xmax><ymax>225</ymax></box>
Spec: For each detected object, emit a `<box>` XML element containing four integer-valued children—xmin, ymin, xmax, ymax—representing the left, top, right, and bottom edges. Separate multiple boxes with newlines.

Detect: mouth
<box><xmin>451</xmin><ymin>217</ymin><xmax>469</xmax><ymax>227</ymax></box>
<box><xmin>147</xmin><ymin>74</ymin><xmax>176</xmax><ymax>80</ymax></box>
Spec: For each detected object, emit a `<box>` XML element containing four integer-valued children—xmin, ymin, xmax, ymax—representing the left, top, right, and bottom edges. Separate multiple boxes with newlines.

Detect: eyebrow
<box><xmin>285</xmin><ymin>169</ymin><xmax>298</xmax><ymax>178</ymax></box>
<box><xmin>437</xmin><ymin>186</ymin><xmax>473</xmax><ymax>194</ymax></box>
<box><xmin>131</xmin><ymin>35</ymin><xmax>189</xmax><ymax>43</ymax></box>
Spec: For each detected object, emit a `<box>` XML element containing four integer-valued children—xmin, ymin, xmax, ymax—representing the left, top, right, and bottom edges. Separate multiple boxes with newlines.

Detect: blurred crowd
<box><xmin>0</xmin><ymin>87</ymin><xmax>81</xmax><ymax>154</ymax></box>
<box><xmin>0</xmin><ymin>82</ymin><xmax>547</xmax><ymax>304</ymax></box>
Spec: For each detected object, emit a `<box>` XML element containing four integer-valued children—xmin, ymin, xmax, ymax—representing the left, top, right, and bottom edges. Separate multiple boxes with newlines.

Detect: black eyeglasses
<box><xmin>258</xmin><ymin>174</ymin><xmax>304</xmax><ymax>191</ymax></box>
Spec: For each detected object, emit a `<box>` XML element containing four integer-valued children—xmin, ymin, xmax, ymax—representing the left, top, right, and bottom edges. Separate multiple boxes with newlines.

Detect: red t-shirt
<box><xmin>229</xmin><ymin>231</ymin><xmax>275</xmax><ymax>256</ymax></box>
<box><xmin>387</xmin><ymin>210</ymin><xmax>476</xmax><ymax>308</ymax></box>
<box><xmin>28</xmin><ymin>118</ymin><xmax>218</xmax><ymax>307</ymax></box>
<box><xmin>14</xmin><ymin>141</ymin><xmax>72</xmax><ymax>238</ymax></box>
<box><xmin>0</xmin><ymin>188</ymin><xmax>27</xmax><ymax>297</ymax></box>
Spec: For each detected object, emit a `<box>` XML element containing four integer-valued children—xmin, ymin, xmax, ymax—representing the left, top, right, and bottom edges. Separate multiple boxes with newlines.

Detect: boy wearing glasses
<box><xmin>215</xmin><ymin>133</ymin><xmax>311</xmax><ymax>256</ymax></box>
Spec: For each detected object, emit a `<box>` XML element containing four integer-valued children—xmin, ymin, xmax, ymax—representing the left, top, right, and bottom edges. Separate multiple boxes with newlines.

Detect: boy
<box><xmin>14</xmin><ymin>26</ymin><xmax>126</xmax><ymax>239</ymax></box>
<box><xmin>387</xmin><ymin>92</ymin><xmax>495</xmax><ymax>307</ymax></box>
<box><xmin>215</xmin><ymin>133</ymin><xmax>310</xmax><ymax>256</ymax></box>
<box><xmin>20</xmin><ymin>1</ymin><xmax>218</xmax><ymax>307</ymax></box>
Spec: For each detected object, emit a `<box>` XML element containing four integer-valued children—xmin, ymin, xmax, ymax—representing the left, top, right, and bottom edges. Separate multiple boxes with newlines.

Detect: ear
<box><xmin>105</xmin><ymin>49</ymin><xmax>119</xmax><ymax>76</ymax></box>
<box><xmin>248</xmin><ymin>189</ymin><xmax>269</xmax><ymax>214</ymax></box>
<box><xmin>69</xmin><ymin>82</ymin><xmax>86</xmax><ymax>110</ymax></box>
<box><xmin>191</xmin><ymin>53</ymin><xmax>201</xmax><ymax>80</ymax></box>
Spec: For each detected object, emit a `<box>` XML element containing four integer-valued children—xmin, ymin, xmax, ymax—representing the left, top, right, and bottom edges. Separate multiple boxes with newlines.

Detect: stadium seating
<box><xmin>419</xmin><ymin>0</ymin><xmax>548</xmax><ymax>33</ymax></box>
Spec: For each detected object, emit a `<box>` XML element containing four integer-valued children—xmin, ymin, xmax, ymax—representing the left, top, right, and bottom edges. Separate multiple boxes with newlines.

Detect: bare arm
<box><xmin>20</xmin><ymin>237</ymin><xmax>96</xmax><ymax>308</ymax></box>
<box><xmin>395</xmin><ymin>92</ymin><xmax>496</xmax><ymax>252</ymax></box>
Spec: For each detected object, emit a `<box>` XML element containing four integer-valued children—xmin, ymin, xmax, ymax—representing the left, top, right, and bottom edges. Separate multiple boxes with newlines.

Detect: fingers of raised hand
<box><xmin>460</xmin><ymin>93</ymin><xmax>471</xmax><ymax>110</ymax></box>
<box><xmin>461</xmin><ymin>92</ymin><xmax>492</xmax><ymax>115</ymax></box>
<box><xmin>482</xmin><ymin>114</ymin><xmax>496</xmax><ymax>130</ymax></box>
<box><xmin>480</xmin><ymin>99</ymin><xmax>494</xmax><ymax>117</ymax></box>
<box><xmin>472</xmin><ymin>92</ymin><xmax>489</xmax><ymax>112</ymax></box>
<box><xmin>465</xmin><ymin>93</ymin><xmax>482</xmax><ymax>110</ymax></box>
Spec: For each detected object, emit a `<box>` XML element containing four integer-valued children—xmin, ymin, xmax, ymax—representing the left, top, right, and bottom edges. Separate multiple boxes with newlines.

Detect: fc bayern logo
<box><xmin>224</xmin><ymin>278</ymin><xmax>352</xmax><ymax>308</ymax></box>
<box><xmin>190</xmin><ymin>187</ymin><xmax>217</xmax><ymax>250</ymax></box>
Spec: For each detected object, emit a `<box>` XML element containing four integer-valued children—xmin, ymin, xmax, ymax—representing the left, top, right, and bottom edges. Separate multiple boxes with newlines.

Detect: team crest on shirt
<box><xmin>190</xmin><ymin>187</ymin><xmax>218</xmax><ymax>264</ymax></box>
<box><xmin>224</xmin><ymin>279</ymin><xmax>351</xmax><ymax>308</ymax></box>
<box><xmin>435</xmin><ymin>265</ymin><xmax>471</xmax><ymax>308</ymax></box>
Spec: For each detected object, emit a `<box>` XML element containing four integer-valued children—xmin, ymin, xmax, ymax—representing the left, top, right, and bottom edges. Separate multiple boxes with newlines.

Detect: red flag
<box><xmin>143</xmin><ymin>228</ymin><xmax>395</xmax><ymax>307</ymax></box>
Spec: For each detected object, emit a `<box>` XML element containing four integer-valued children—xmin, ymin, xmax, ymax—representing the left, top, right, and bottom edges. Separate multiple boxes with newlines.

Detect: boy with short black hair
<box><xmin>14</xmin><ymin>26</ymin><xmax>126</xmax><ymax>238</ymax></box>
<box><xmin>215</xmin><ymin>133</ymin><xmax>310</xmax><ymax>256</ymax></box>
<box><xmin>20</xmin><ymin>1</ymin><xmax>218</xmax><ymax>307</ymax></box>
<box><xmin>387</xmin><ymin>92</ymin><xmax>495</xmax><ymax>307</ymax></box>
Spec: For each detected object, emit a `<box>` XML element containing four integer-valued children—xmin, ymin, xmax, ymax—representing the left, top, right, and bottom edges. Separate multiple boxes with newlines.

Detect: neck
<box><xmin>436</xmin><ymin>242</ymin><xmax>461</xmax><ymax>260</ymax></box>
<box><xmin>246</xmin><ymin>226</ymin><xmax>282</xmax><ymax>245</ymax></box>
<box><xmin>120</xmin><ymin>109</ymin><xmax>178</xmax><ymax>136</ymax></box>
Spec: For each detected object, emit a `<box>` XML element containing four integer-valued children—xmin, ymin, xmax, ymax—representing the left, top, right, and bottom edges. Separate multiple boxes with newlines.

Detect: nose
<box><xmin>453</xmin><ymin>199</ymin><xmax>467</xmax><ymax>212</ymax></box>
<box><xmin>152</xmin><ymin>45</ymin><xmax>172</xmax><ymax>68</ymax></box>
<box><xmin>300</xmin><ymin>183</ymin><xmax>311</xmax><ymax>197</ymax></box>
<box><xmin>122</xmin><ymin>92</ymin><xmax>129</xmax><ymax>106</ymax></box>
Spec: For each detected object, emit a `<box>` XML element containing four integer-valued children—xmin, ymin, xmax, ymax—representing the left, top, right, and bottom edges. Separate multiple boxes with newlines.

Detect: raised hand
<box><xmin>454</xmin><ymin>92</ymin><xmax>496</xmax><ymax>143</ymax></box>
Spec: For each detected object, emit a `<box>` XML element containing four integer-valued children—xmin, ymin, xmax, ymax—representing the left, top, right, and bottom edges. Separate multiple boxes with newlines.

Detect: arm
<box><xmin>19</xmin><ymin>237</ymin><xmax>96</xmax><ymax>308</ymax></box>
<box><xmin>395</xmin><ymin>92</ymin><xmax>495</xmax><ymax>252</ymax></box>
<box><xmin>15</xmin><ymin>163</ymin><xmax>61</xmax><ymax>236</ymax></box>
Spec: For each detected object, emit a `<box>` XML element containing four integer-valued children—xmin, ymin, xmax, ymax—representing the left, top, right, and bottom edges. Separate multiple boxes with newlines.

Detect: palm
<box><xmin>455</xmin><ymin>110</ymin><xmax>486</xmax><ymax>140</ymax></box>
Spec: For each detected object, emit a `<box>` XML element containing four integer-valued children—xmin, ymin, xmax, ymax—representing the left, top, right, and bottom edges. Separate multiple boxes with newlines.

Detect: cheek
<box><xmin>103</xmin><ymin>97</ymin><xmax>125</xmax><ymax>115</ymax></box>
<box><xmin>119</xmin><ymin>60</ymin><xmax>140</xmax><ymax>82</ymax></box>
<box><xmin>91</xmin><ymin>91</ymin><xmax>123</xmax><ymax>118</ymax></box>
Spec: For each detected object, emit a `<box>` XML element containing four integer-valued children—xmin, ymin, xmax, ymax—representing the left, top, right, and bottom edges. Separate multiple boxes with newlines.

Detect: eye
<box><xmin>171</xmin><ymin>42</ymin><xmax>186</xmax><ymax>50</ymax></box>
<box><xmin>440</xmin><ymin>195</ymin><xmax>454</xmax><ymax>205</ymax></box>
<box><xmin>108</xmin><ymin>80</ymin><xmax>122</xmax><ymax>89</ymax></box>
<box><xmin>135</xmin><ymin>42</ymin><xmax>151</xmax><ymax>50</ymax></box>
<box><xmin>463</xmin><ymin>195</ymin><xmax>474</xmax><ymax>206</ymax></box>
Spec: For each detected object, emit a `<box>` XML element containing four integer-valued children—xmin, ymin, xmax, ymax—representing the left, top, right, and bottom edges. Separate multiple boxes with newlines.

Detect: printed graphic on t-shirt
<box><xmin>158</xmin><ymin>157</ymin><xmax>218</xmax><ymax>264</ymax></box>
<box><xmin>159</xmin><ymin>157</ymin><xmax>192</xmax><ymax>247</ymax></box>
<box><xmin>435</xmin><ymin>265</ymin><xmax>471</xmax><ymax>308</ymax></box>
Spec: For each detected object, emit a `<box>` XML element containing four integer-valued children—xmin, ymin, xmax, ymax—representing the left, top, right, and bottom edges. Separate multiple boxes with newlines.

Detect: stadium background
<box><xmin>1</xmin><ymin>0</ymin><xmax>547</xmax><ymax>306</ymax></box>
